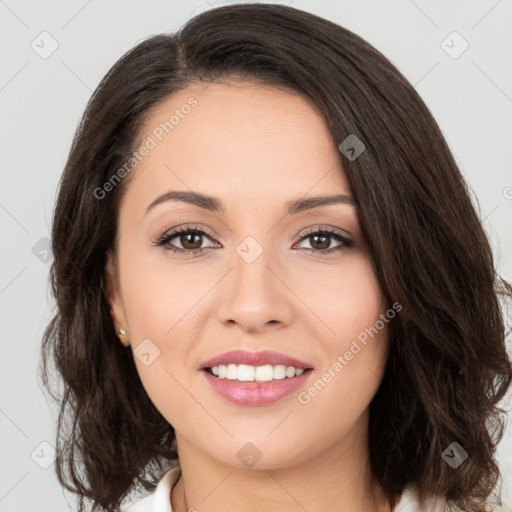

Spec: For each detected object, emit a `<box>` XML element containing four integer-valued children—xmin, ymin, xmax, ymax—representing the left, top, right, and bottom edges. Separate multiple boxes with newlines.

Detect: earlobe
<box><xmin>105</xmin><ymin>250</ymin><xmax>131</xmax><ymax>347</ymax></box>
<box><xmin>116</xmin><ymin>327</ymin><xmax>131</xmax><ymax>347</ymax></box>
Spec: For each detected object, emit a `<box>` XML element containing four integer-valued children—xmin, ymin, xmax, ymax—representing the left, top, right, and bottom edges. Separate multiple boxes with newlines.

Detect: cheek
<box><xmin>304</xmin><ymin>251</ymin><xmax>388</xmax><ymax>346</ymax></box>
<box><xmin>117</xmin><ymin>242</ymin><xmax>217</xmax><ymax>426</ymax></box>
<box><xmin>297</xmin><ymin>253</ymin><xmax>390</xmax><ymax>418</ymax></box>
<box><xmin>119</xmin><ymin>239</ymin><xmax>208</xmax><ymax>341</ymax></box>
<box><xmin>338</xmin><ymin>258</ymin><xmax>390</xmax><ymax>378</ymax></box>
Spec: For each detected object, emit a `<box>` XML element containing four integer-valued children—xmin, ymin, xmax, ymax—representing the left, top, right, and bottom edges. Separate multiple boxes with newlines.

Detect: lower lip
<box><xmin>201</xmin><ymin>369</ymin><xmax>312</xmax><ymax>406</ymax></box>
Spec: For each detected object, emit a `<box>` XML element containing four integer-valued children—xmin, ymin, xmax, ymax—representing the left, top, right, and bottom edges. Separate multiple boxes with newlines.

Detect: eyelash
<box><xmin>154</xmin><ymin>224</ymin><xmax>354</xmax><ymax>257</ymax></box>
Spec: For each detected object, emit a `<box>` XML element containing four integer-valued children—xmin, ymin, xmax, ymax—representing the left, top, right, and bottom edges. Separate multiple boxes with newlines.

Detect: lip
<box><xmin>199</xmin><ymin>350</ymin><xmax>314</xmax><ymax>370</ymax></box>
<box><xmin>201</xmin><ymin>368</ymin><xmax>313</xmax><ymax>406</ymax></box>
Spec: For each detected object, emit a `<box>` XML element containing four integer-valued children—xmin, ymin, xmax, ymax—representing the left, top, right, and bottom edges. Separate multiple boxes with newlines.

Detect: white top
<box><xmin>119</xmin><ymin>464</ymin><xmax>452</xmax><ymax>512</ymax></box>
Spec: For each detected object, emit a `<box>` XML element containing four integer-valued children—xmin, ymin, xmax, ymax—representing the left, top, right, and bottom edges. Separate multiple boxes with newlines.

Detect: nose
<box><xmin>216</xmin><ymin>245</ymin><xmax>294</xmax><ymax>333</ymax></box>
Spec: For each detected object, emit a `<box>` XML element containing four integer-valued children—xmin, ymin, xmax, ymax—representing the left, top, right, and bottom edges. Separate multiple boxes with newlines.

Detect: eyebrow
<box><xmin>145</xmin><ymin>190</ymin><xmax>357</xmax><ymax>216</ymax></box>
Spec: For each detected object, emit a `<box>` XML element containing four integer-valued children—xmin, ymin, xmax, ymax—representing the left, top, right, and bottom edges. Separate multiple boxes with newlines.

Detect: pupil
<box><xmin>312</xmin><ymin>234</ymin><xmax>329</xmax><ymax>250</ymax></box>
<box><xmin>182</xmin><ymin>233</ymin><xmax>201</xmax><ymax>249</ymax></box>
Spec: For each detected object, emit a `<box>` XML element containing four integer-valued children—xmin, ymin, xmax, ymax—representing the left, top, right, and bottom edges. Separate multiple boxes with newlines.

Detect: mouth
<box><xmin>199</xmin><ymin>350</ymin><xmax>314</xmax><ymax>405</ymax></box>
<box><xmin>200</xmin><ymin>363</ymin><xmax>314</xmax><ymax>406</ymax></box>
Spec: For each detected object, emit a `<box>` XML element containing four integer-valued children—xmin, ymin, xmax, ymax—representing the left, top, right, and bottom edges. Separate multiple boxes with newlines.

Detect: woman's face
<box><xmin>107</xmin><ymin>80</ymin><xmax>391</xmax><ymax>469</ymax></box>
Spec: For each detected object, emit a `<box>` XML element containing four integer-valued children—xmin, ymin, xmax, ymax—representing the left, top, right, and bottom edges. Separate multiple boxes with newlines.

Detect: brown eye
<box><xmin>308</xmin><ymin>233</ymin><xmax>331</xmax><ymax>251</ymax></box>
<box><xmin>295</xmin><ymin>228</ymin><xmax>353</xmax><ymax>254</ymax></box>
<box><xmin>178</xmin><ymin>231</ymin><xmax>203</xmax><ymax>250</ymax></box>
<box><xmin>155</xmin><ymin>226</ymin><xmax>219</xmax><ymax>256</ymax></box>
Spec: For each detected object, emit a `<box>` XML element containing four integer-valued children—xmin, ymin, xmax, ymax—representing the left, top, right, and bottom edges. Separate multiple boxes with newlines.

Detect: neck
<box><xmin>170</xmin><ymin>414</ymin><xmax>392</xmax><ymax>512</ymax></box>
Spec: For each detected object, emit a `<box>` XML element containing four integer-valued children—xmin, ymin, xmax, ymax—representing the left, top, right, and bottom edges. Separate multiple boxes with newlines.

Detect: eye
<box><xmin>154</xmin><ymin>225</ymin><xmax>219</xmax><ymax>257</ymax></box>
<box><xmin>294</xmin><ymin>227</ymin><xmax>354</xmax><ymax>254</ymax></box>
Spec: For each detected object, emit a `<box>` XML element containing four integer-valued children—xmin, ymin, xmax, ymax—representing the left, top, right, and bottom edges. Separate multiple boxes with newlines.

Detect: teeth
<box><xmin>209</xmin><ymin>364</ymin><xmax>306</xmax><ymax>381</ymax></box>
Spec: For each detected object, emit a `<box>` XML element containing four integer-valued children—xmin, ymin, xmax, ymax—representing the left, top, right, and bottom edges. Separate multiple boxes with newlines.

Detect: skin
<box><xmin>107</xmin><ymin>80</ymin><xmax>393</xmax><ymax>512</ymax></box>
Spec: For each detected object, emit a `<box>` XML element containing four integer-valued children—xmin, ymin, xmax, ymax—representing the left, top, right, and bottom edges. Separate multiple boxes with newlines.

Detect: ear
<box><xmin>105</xmin><ymin>249</ymin><xmax>131</xmax><ymax>347</ymax></box>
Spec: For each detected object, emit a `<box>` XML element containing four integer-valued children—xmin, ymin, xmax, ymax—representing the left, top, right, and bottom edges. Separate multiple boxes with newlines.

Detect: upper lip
<box><xmin>200</xmin><ymin>350</ymin><xmax>314</xmax><ymax>370</ymax></box>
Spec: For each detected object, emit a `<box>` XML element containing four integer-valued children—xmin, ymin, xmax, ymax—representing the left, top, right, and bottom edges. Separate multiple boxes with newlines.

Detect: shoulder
<box><xmin>120</xmin><ymin>464</ymin><xmax>182</xmax><ymax>512</ymax></box>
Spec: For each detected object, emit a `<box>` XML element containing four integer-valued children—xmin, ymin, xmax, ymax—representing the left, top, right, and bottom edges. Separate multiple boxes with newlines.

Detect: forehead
<box><xmin>125</xmin><ymin>80</ymin><xmax>351</xmax><ymax>211</ymax></box>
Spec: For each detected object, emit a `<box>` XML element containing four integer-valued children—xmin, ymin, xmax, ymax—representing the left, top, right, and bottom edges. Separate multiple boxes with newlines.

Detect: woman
<box><xmin>40</xmin><ymin>3</ymin><xmax>512</xmax><ymax>512</ymax></box>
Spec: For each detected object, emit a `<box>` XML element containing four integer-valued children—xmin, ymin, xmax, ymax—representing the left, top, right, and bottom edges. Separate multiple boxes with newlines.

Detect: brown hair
<box><xmin>40</xmin><ymin>3</ymin><xmax>512</xmax><ymax>511</ymax></box>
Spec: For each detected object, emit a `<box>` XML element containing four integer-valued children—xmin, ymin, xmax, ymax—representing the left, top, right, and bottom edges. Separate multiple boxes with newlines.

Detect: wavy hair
<box><xmin>40</xmin><ymin>3</ymin><xmax>512</xmax><ymax>511</ymax></box>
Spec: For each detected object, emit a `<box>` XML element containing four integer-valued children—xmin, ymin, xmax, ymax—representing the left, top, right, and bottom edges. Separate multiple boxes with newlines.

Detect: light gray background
<box><xmin>1</xmin><ymin>0</ymin><xmax>511</xmax><ymax>510</ymax></box>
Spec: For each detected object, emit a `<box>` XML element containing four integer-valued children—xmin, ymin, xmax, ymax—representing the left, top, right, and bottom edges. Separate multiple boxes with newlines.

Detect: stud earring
<box><xmin>117</xmin><ymin>328</ymin><xmax>127</xmax><ymax>337</ymax></box>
